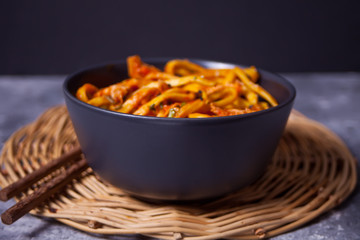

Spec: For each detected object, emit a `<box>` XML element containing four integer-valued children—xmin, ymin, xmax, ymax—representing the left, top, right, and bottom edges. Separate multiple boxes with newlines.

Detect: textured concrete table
<box><xmin>0</xmin><ymin>73</ymin><xmax>359</xmax><ymax>240</ymax></box>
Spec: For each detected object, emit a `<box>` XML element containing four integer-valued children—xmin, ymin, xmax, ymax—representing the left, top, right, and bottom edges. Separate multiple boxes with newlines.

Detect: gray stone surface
<box><xmin>0</xmin><ymin>74</ymin><xmax>359</xmax><ymax>239</ymax></box>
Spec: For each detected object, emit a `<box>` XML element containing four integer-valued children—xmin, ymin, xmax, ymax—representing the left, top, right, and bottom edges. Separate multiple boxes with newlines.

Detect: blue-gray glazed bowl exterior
<box><xmin>63</xmin><ymin>59</ymin><xmax>296</xmax><ymax>201</ymax></box>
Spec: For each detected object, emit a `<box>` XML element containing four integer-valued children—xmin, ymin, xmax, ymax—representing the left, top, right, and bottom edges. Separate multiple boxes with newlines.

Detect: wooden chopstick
<box><xmin>0</xmin><ymin>147</ymin><xmax>82</xmax><ymax>201</ymax></box>
<box><xmin>0</xmin><ymin>147</ymin><xmax>88</xmax><ymax>225</ymax></box>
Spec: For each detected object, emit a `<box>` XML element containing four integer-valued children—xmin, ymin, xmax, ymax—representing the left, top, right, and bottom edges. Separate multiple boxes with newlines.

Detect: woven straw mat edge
<box><xmin>0</xmin><ymin>105</ymin><xmax>357</xmax><ymax>240</ymax></box>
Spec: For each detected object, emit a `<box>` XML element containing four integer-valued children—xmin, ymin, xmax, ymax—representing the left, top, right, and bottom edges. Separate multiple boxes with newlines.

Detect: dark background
<box><xmin>1</xmin><ymin>0</ymin><xmax>359</xmax><ymax>74</ymax></box>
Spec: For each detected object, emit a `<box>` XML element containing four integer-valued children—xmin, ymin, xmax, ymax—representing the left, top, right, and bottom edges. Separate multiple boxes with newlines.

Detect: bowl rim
<box><xmin>63</xmin><ymin>58</ymin><xmax>296</xmax><ymax>123</ymax></box>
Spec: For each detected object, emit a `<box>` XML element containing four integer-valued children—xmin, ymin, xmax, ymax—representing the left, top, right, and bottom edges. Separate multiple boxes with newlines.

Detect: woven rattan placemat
<box><xmin>0</xmin><ymin>106</ymin><xmax>357</xmax><ymax>239</ymax></box>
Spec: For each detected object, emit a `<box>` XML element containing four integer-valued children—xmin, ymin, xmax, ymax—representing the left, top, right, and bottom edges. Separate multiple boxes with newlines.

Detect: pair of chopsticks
<box><xmin>0</xmin><ymin>147</ymin><xmax>87</xmax><ymax>225</ymax></box>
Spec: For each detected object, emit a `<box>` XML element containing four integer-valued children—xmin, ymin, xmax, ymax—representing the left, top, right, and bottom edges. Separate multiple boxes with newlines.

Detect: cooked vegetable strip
<box><xmin>156</xmin><ymin>103</ymin><xmax>180</xmax><ymax>117</ymax></box>
<box><xmin>76</xmin><ymin>56</ymin><xmax>278</xmax><ymax>118</ymax></box>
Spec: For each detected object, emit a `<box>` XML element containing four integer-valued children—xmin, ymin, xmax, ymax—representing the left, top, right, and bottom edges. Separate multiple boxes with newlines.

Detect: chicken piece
<box><xmin>127</xmin><ymin>55</ymin><xmax>160</xmax><ymax>78</ymax></box>
<box><xmin>210</xmin><ymin>103</ymin><xmax>254</xmax><ymax>116</ymax></box>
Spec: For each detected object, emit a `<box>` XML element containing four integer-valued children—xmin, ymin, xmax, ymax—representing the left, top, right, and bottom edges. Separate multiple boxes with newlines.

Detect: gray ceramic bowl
<box><xmin>63</xmin><ymin>59</ymin><xmax>296</xmax><ymax>201</ymax></box>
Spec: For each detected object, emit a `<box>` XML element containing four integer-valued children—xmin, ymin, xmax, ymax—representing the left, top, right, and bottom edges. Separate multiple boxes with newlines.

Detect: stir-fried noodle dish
<box><xmin>76</xmin><ymin>56</ymin><xmax>278</xmax><ymax>118</ymax></box>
